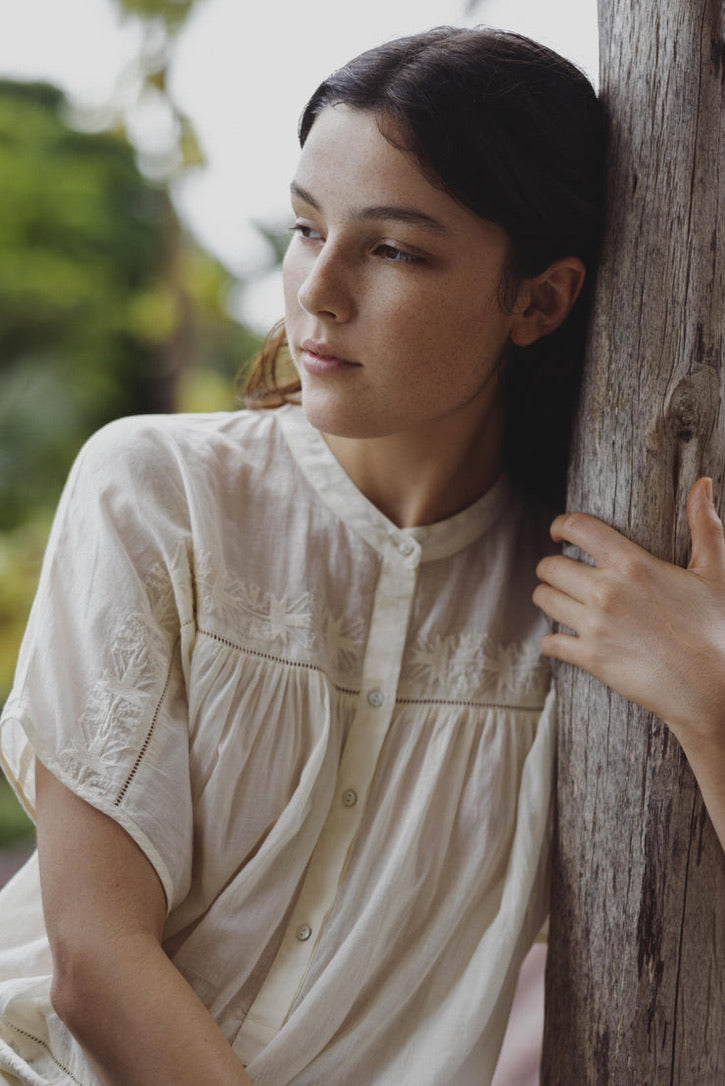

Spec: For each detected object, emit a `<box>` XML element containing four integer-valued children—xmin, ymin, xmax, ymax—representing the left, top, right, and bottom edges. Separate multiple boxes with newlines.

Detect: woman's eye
<box><xmin>290</xmin><ymin>222</ymin><xmax>323</xmax><ymax>241</ymax></box>
<box><xmin>374</xmin><ymin>243</ymin><xmax>423</xmax><ymax>265</ymax></box>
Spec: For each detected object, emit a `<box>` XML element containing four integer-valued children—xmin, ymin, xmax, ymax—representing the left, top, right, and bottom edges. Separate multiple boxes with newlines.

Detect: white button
<box><xmin>398</xmin><ymin>538</ymin><xmax>415</xmax><ymax>557</ymax></box>
<box><xmin>342</xmin><ymin>788</ymin><xmax>358</xmax><ymax>807</ymax></box>
<box><xmin>295</xmin><ymin>924</ymin><xmax>312</xmax><ymax>942</ymax></box>
<box><xmin>367</xmin><ymin>689</ymin><xmax>384</xmax><ymax>708</ymax></box>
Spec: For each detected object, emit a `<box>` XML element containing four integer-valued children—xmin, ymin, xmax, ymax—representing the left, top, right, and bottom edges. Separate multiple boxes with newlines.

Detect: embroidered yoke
<box><xmin>0</xmin><ymin>405</ymin><xmax>554</xmax><ymax>1086</ymax></box>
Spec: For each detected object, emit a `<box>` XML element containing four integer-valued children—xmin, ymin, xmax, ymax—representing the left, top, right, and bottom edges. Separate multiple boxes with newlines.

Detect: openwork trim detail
<box><xmin>114</xmin><ymin>637</ymin><xmax>179</xmax><ymax>806</ymax></box>
<box><xmin>1</xmin><ymin>1015</ymin><xmax>83</xmax><ymax>1084</ymax></box>
<box><xmin>197</xmin><ymin>628</ymin><xmax>547</xmax><ymax>711</ymax></box>
<box><xmin>197</xmin><ymin>627</ymin><xmax>361</xmax><ymax>697</ymax></box>
<box><xmin>394</xmin><ymin>696</ymin><xmax>545</xmax><ymax>713</ymax></box>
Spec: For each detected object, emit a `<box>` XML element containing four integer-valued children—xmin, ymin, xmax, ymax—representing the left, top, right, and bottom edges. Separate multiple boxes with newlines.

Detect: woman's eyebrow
<box><xmin>290</xmin><ymin>181</ymin><xmax>448</xmax><ymax>234</ymax></box>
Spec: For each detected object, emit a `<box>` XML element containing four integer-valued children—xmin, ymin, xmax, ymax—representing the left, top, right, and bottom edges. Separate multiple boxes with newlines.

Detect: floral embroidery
<box><xmin>145</xmin><ymin>561</ymin><xmax>179</xmax><ymax>631</ymax></box>
<box><xmin>408</xmin><ymin>631</ymin><xmax>549</xmax><ymax>701</ymax></box>
<box><xmin>322</xmin><ymin>610</ymin><xmax>365</xmax><ymax>675</ymax></box>
<box><xmin>193</xmin><ymin>552</ymin><xmax>366</xmax><ymax>678</ymax></box>
<box><xmin>268</xmin><ymin>593</ymin><xmax>313</xmax><ymax>644</ymax></box>
<box><xmin>57</xmin><ymin>569</ymin><xmax>178</xmax><ymax>794</ymax></box>
<box><xmin>411</xmin><ymin>632</ymin><xmax>479</xmax><ymax>687</ymax></box>
<box><xmin>480</xmin><ymin>637</ymin><xmax>548</xmax><ymax>695</ymax></box>
<box><xmin>196</xmin><ymin>552</ymin><xmax>315</xmax><ymax>650</ymax></box>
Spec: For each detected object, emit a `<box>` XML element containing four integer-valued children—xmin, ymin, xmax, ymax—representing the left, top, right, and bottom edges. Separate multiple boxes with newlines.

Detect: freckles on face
<box><xmin>283</xmin><ymin>105</ymin><xmax>517</xmax><ymax>441</ymax></box>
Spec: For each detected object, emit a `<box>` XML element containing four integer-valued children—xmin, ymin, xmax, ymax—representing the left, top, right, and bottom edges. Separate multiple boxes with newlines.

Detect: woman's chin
<box><xmin>299</xmin><ymin>392</ymin><xmax>370</xmax><ymax>439</ymax></box>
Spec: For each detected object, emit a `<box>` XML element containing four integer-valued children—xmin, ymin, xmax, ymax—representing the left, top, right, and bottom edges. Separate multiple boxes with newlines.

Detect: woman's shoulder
<box><xmin>82</xmin><ymin>408</ymin><xmax>278</xmax><ymax>461</ymax></box>
<box><xmin>73</xmin><ymin>408</ymin><xmax>288</xmax><ymax>488</ymax></box>
<box><xmin>50</xmin><ymin>410</ymin><xmax>296</xmax><ymax>541</ymax></box>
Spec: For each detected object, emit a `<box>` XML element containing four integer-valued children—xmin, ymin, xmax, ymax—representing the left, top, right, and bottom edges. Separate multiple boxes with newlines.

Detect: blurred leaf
<box><xmin>253</xmin><ymin>220</ymin><xmax>291</xmax><ymax>268</ymax></box>
<box><xmin>178</xmin><ymin>114</ymin><xmax>205</xmax><ymax>168</ymax></box>
<box><xmin>114</xmin><ymin>0</ymin><xmax>197</xmax><ymax>32</ymax></box>
<box><xmin>0</xmin><ymin>515</ymin><xmax>50</xmax><ymax>699</ymax></box>
<box><xmin>126</xmin><ymin>286</ymin><xmax>182</xmax><ymax>342</ymax></box>
<box><xmin>0</xmin><ymin>778</ymin><xmax>34</xmax><ymax>847</ymax></box>
<box><xmin>177</xmin><ymin>366</ymin><xmax>237</xmax><ymax>412</ymax></box>
<box><xmin>147</xmin><ymin>68</ymin><xmax>168</xmax><ymax>93</ymax></box>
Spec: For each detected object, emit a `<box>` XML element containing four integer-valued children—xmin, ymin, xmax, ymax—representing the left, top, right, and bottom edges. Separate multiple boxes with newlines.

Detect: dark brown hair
<box><xmin>245</xmin><ymin>26</ymin><xmax>607</xmax><ymax>510</ymax></box>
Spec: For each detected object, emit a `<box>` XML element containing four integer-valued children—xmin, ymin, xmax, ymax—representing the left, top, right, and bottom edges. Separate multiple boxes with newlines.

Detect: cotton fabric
<box><xmin>0</xmin><ymin>405</ymin><xmax>554</xmax><ymax>1085</ymax></box>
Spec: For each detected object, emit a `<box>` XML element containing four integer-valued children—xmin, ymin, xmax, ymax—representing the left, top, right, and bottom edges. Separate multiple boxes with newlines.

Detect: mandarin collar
<box><xmin>277</xmin><ymin>405</ymin><xmax>512</xmax><ymax>563</ymax></box>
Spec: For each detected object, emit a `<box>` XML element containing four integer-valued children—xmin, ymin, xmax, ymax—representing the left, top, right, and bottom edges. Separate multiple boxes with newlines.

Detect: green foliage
<box><xmin>0</xmin><ymin>79</ymin><xmax>259</xmax><ymax>532</ymax></box>
<box><xmin>110</xmin><ymin>0</ymin><xmax>208</xmax><ymax>175</ymax></box>
<box><xmin>0</xmin><ymin>516</ymin><xmax>49</xmax><ymax>701</ymax></box>
<box><xmin>0</xmin><ymin>777</ymin><xmax>34</xmax><ymax>848</ymax></box>
<box><xmin>178</xmin><ymin>245</ymin><xmax>262</xmax><ymax>383</ymax></box>
<box><xmin>0</xmin><ymin>80</ymin><xmax>175</xmax><ymax>526</ymax></box>
<box><xmin>115</xmin><ymin>0</ymin><xmax>197</xmax><ymax>32</ymax></box>
<box><xmin>253</xmin><ymin>221</ymin><xmax>292</xmax><ymax>268</ymax></box>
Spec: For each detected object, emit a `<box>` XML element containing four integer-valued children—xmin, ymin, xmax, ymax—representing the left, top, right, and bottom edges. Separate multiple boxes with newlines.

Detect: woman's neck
<box><xmin>323</xmin><ymin>399</ymin><xmax>504</xmax><ymax>528</ymax></box>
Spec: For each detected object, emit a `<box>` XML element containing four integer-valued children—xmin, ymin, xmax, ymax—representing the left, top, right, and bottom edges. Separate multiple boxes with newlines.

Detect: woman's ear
<box><xmin>509</xmin><ymin>257</ymin><xmax>586</xmax><ymax>347</ymax></box>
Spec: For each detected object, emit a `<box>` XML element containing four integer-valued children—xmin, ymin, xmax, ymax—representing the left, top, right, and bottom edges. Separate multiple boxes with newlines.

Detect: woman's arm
<box><xmin>532</xmin><ymin>476</ymin><xmax>725</xmax><ymax>850</ymax></box>
<box><xmin>35</xmin><ymin>761</ymin><xmax>253</xmax><ymax>1085</ymax></box>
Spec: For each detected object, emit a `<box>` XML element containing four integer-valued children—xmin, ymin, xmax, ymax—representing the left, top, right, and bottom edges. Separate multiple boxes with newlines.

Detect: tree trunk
<box><xmin>542</xmin><ymin>1</ymin><xmax>725</xmax><ymax>1082</ymax></box>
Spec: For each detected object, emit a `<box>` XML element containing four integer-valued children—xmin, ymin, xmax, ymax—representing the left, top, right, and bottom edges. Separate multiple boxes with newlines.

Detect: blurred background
<box><xmin>0</xmin><ymin>0</ymin><xmax>597</xmax><ymax>778</ymax></box>
<box><xmin>0</xmin><ymin>2</ymin><xmax>596</xmax><ymax>1078</ymax></box>
<box><xmin>0</xmin><ymin>0</ymin><xmax>596</xmax><ymax>1031</ymax></box>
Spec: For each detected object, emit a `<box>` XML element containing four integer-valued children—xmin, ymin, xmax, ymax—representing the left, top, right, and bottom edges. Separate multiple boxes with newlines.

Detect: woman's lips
<box><xmin>301</xmin><ymin>341</ymin><xmax>360</xmax><ymax>375</ymax></box>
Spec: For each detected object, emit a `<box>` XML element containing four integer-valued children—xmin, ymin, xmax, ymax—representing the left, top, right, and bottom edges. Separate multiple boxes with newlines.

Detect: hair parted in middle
<box><xmin>245</xmin><ymin>25</ymin><xmax>607</xmax><ymax>510</ymax></box>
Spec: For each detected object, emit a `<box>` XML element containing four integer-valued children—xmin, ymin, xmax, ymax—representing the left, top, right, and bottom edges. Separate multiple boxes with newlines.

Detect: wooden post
<box><xmin>542</xmin><ymin>1</ymin><xmax>725</xmax><ymax>1081</ymax></box>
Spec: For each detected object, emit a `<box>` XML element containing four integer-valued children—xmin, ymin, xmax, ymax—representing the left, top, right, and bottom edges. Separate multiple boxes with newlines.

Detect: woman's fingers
<box><xmin>539</xmin><ymin>630</ymin><xmax>592</xmax><ymax>668</ymax></box>
<box><xmin>550</xmin><ymin>478</ymin><xmax>725</xmax><ymax>581</ymax></box>
<box><xmin>687</xmin><ymin>477</ymin><xmax>725</xmax><ymax>575</ymax></box>
<box><xmin>549</xmin><ymin>510</ymin><xmax>650</xmax><ymax>569</ymax></box>
<box><xmin>533</xmin><ymin>478</ymin><xmax>725</xmax><ymax>731</ymax></box>
<box><xmin>531</xmin><ymin>581</ymin><xmax>586</xmax><ymax>634</ymax></box>
<box><xmin>535</xmin><ymin>553</ymin><xmax>597</xmax><ymax>604</ymax></box>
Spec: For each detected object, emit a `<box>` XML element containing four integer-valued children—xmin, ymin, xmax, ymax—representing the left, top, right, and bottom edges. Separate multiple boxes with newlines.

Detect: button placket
<box><xmin>235</xmin><ymin>546</ymin><xmax>419</xmax><ymax>1056</ymax></box>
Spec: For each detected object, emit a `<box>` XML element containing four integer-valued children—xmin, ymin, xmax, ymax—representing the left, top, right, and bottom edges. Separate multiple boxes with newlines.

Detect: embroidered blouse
<box><xmin>0</xmin><ymin>405</ymin><xmax>554</xmax><ymax>1085</ymax></box>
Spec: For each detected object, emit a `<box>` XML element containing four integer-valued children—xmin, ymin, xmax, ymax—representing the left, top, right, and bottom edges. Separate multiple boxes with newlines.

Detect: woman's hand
<box><xmin>532</xmin><ymin>477</ymin><xmax>725</xmax><ymax>849</ymax></box>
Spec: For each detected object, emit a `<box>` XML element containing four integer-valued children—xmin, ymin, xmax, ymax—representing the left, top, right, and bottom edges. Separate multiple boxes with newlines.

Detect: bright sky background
<box><xmin>0</xmin><ymin>0</ymin><xmax>598</xmax><ymax>329</ymax></box>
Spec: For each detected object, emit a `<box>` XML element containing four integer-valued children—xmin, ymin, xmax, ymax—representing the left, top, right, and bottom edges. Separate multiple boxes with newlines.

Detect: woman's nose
<box><xmin>297</xmin><ymin>246</ymin><xmax>353</xmax><ymax>322</ymax></box>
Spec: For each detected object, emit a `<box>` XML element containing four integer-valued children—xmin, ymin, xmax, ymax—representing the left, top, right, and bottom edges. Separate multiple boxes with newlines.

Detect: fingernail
<box><xmin>705</xmin><ymin>477</ymin><xmax>714</xmax><ymax>503</ymax></box>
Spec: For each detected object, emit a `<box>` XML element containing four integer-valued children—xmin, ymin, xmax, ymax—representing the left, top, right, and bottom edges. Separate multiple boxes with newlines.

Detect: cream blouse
<box><xmin>0</xmin><ymin>405</ymin><xmax>555</xmax><ymax>1086</ymax></box>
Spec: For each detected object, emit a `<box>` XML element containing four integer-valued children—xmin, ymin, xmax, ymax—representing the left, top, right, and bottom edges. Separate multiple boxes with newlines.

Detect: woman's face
<box><xmin>283</xmin><ymin>105</ymin><xmax>522</xmax><ymax>444</ymax></box>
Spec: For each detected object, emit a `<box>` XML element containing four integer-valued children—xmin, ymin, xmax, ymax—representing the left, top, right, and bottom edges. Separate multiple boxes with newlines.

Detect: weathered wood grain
<box><xmin>542</xmin><ymin>1</ymin><xmax>725</xmax><ymax>1081</ymax></box>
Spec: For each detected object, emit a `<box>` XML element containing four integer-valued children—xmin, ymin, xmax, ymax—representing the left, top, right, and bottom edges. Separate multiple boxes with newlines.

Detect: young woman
<box><xmin>0</xmin><ymin>25</ymin><xmax>724</xmax><ymax>1086</ymax></box>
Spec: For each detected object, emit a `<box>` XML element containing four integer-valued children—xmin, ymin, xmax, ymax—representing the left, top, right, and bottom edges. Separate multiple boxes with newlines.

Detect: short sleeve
<box><xmin>0</xmin><ymin>417</ymin><xmax>195</xmax><ymax>912</ymax></box>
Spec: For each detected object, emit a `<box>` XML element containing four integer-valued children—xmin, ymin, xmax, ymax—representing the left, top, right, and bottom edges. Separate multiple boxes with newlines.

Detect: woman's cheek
<box><xmin>282</xmin><ymin>250</ymin><xmax>305</xmax><ymax>315</ymax></box>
